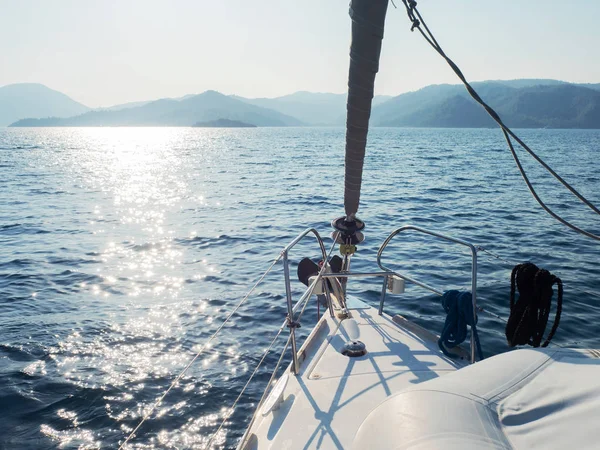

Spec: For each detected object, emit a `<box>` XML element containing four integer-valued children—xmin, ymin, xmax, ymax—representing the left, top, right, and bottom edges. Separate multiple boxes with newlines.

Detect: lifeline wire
<box><xmin>476</xmin><ymin>244</ymin><xmax>600</xmax><ymax>348</ymax></box>
<box><xmin>232</xmin><ymin>333</ymin><xmax>294</xmax><ymax>450</ymax></box>
<box><xmin>212</xmin><ymin>234</ymin><xmax>340</xmax><ymax>449</ymax></box>
<box><xmin>477</xmin><ymin>245</ymin><xmax>600</xmax><ymax>303</ymax></box>
<box><xmin>119</xmin><ymin>255</ymin><xmax>283</xmax><ymax>449</ymax></box>
<box><xmin>398</xmin><ymin>0</ymin><xmax>600</xmax><ymax>241</ymax></box>
<box><xmin>205</xmin><ymin>258</ymin><xmax>331</xmax><ymax>449</ymax></box>
<box><xmin>204</xmin><ymin>327</ymin><xmax>289</xmax><ymax>449</ymax></box>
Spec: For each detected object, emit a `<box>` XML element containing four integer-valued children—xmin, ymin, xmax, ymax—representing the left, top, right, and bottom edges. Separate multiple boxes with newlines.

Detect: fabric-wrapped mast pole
<box><xmin>344</xmin><ymin>0</ymin><xmax>389</xmax><ymax>220</ymax></box>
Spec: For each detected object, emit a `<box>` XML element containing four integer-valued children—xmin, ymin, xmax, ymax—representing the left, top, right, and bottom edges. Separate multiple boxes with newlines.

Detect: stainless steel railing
<box><xmin>377</xmin><ymin>225</ymin><xmax>478</xmax><ymax>363</ymax></box>
<box><xmin>281</xmin><ymin>228</ymin><xmax>329</xmax><ymax>374</ymax></box>
<box><xmin>281</xmin><ymin>225</ymin><xmax>480</xmax><ymax>372</ymax></box>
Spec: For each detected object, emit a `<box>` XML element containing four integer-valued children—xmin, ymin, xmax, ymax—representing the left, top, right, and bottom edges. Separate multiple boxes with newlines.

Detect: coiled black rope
<box><xmin>506</xmin><ymin>263</ymin><xmax>563</xmax><ymax>348</ymax></box>
<box><xmin>397</xmin><ymin>0</ymin><xmax>600</xmax><ymax>241</ymax></box>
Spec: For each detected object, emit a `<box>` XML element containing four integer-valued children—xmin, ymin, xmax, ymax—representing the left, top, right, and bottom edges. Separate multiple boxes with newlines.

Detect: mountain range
<box><xmin>10</xmin><ymin>90</ymin><xmax>303</xmax><ymax>127</ymax></box>
<box><xmin>233</xmin><ymin>91</ymin><xmax>392</xmax><ymax>125</ymax></box>
<box><xmin>0</xmin><ymin>83</ymin><xmax>90</xmax><ymax>127</ymax></box>
<box><xmin>370</xmin><ymin>80</ymin><xmax>600</xmax><ymax>128</ymax></box>
<box><xmin>4</xmin><ymin>79</ymin><xmax>600</xmax><ymax>128</ymax></box>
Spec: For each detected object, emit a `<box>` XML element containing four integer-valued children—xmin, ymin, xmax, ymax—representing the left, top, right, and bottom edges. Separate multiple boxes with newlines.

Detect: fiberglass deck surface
<box><xmin>242</xmin><ymin>298</ymin><xmax>466</xmax><ymax>450</ymax></box>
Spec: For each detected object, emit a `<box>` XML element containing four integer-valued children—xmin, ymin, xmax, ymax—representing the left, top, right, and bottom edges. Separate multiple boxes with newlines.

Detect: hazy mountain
<box><xmin>0</xmin><ymin>83</ymin><xmax>90</xmax><ymax>126</ymax></box>
<box><xmin>98</xmin><ymin>94</ymin><xmax>198</xmax><ymax>112</ymax></box>
<box><xmin>11</xmin><ymin>90</ymin><xmax>303</xmax><ymax>127</ymax></box>
<box><xmin>371</xmin><ymin>81</ymin><xmax>600</xmax><ymax>128</ymax></box>
<box><xmin>578</xmin><ymin>83</ymin><xmax>600</xmax><ymax>92</ymax></box>
<box><xmin>96</xmin><ymin>100</ymin><xmax>153</xmax><ymax>112</ymax></box>
<box><xmin>234</xmin><ymin>91</ymin><xmax>392</xmax><ymax>125</ymax></box>
<box><xmin>193</xmin><ymin>118</ymin><xmax>256</xmax><ymax>128</ymax></box>
<box><xmin>497</xmin><ymin>84</ymin><xmax>600</xmax><ymax>128</ymax></box>
<box><xmin>490</xmin><ymin>79</ymin><xmax>568</xmax><ymax>89</ymax></box>
<box><xmin>6</xmin><ymin>79</ymin><xmax>600</xmax><ymax>128</ymax></box>
<box><xmin>491</xmin><ymin>79</ymin><xmax>600</xmax><ymax>93</ymax></box>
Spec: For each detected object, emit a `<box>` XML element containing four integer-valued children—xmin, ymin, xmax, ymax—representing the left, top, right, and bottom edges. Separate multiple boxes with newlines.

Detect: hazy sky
<box><xmin>2</xmin><ymin>0</ymin><xmax>600</xmax><ymax>107</ymax></box>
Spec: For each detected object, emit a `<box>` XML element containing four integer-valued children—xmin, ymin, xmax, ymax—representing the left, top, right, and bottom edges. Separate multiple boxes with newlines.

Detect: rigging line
<box><xmin>404</xmin><ymin>0</ymin><xmax>600</xmax><ymax>229</ymax></box>
<box><xmin>476</xmin><ymin>246</ymin><xmax>517</xmax><ymax>267</ymax></box>
<box><xmin>572</xmin><ymin>289</ymin><xmax>600</xmax><ymax>301</ymax></box>
<box><xmin>478</xmin><ymin>248</ymin><xmax>600</xmax><ymax>330</ymax></box>
<box><xmin>477</xmin><ymin>305</ymin><xmax>568</xmax><ymax>349</ymax></box>
<box><xmin>205</xmin><ymin>273</ymin><xmax>317</xmax><ymax>449</ymax></box>
<box><xmin>206</xmin><ymin>234</ymin><xmax>340</xmax><ymax>449</ymax></box>
<box><xmin>204</xmin><ymin>324</ymin><xmax>287</xmax><ymax>450</ymax></box>
<box><xmin>118</xmin><ymin>255</ymin><xmax>283</xmax><ymax>449</ymax></box>
<box><xmin>568</xmin><ymin>296</ymin><xmax>600</xmax><ymax>311</ymax></box>
<box><xmin>477</xmin><ymin>305</ymin><xmax>507</xmax><ymax>323</ymax></box>
<box><xmin>406</xmin><ymin>0</ymin><xmax>598</xmax><ymax>213</ymax></box>
<box><xmin>398</xmin><ymin>0</ymin><xmax>600</xmax><ymax>241</ymax></box>
<box><xmin>477</xmin><ymin>245</ymin><xmax>600</xmax><ymax>304</ymax></box>
<box><xmin>503</xmin><ymin>128</ymin><xmax>600</xmax><ymax>241</ymax></box>
<box><xmin>478</xmin><ymin>300</ymin><xmax>568</xmax><ymax>349</ymax></box>
<box><xmin>236</xmin><ymin>333</ymin><xmax>293</xmax><ymax>450</ymax></box>
<box><xmin>329</xmin><ymin>232</ymin><xmax>340</xmax><ymax>257</ymax></box>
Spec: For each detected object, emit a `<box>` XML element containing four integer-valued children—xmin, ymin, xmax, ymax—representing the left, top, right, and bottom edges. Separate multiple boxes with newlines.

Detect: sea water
<box><xmin>1</xmin><ymin>127</ymin><xmax>599</xmax><ymax>448</ymax></box>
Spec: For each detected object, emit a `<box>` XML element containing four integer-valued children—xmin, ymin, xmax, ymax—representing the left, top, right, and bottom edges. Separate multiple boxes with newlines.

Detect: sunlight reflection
<box><xmin>34</xmin><ymin>128</ymin><xmax>255</xmax><ymax>448</ymax></box>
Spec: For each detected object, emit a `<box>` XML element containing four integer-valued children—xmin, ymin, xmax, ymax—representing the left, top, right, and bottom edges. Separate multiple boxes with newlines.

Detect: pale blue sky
<box><xmin>1</xmin><ymin>0</ymin><xmax>599</xmax><ymax>107</ymax></box>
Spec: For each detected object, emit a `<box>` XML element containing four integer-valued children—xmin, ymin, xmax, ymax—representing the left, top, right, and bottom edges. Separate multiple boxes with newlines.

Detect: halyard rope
<box><xmin>398</xmin><ymin>0</ymin><xmax>600</xmax><ymax>241</ymax></box>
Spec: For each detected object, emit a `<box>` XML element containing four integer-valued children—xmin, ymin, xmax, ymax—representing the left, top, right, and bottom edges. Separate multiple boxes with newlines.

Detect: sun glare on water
<box><xmin>31</xmin><ymin>127</ymin><xmax>242</xmax><ymax>448</ymax></box>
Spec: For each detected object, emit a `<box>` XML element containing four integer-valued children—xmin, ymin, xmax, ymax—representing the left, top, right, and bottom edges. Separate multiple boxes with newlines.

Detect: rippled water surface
<box><xmin>1</xmin><ymin>127</ymin><xmax>599</xmax><ymax>448</ymax></box>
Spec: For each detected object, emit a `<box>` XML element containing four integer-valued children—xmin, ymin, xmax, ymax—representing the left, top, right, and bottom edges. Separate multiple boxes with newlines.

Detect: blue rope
<box><xmin>438</xmin><ymin>290</ymin><xmax>484</xmax><ymax>361</ymax></box>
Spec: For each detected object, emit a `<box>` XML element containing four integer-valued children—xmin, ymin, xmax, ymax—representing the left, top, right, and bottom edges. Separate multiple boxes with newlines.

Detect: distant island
<box><xmin>193</xmin><ymin>118</ymin><xmax>256</xmax><ymax>128</ymax></box>
<box><xmin>4</xmin><ymin>79</ymin><xmax>600</xmax><ymax>128</ymax></box>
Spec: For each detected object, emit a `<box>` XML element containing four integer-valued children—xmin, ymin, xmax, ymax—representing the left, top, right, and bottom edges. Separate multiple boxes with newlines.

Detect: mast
<box><xmin>332</xmin><ymin>0</ymin><xmax>389</xmax><ymax>262</ymax></box>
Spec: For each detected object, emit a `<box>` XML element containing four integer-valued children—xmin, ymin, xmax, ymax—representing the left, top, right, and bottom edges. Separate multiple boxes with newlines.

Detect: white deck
<box><xmin>240</xmin><ymin>298</ymin><xmax>468</xmax><ymax>449</ymax></box>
